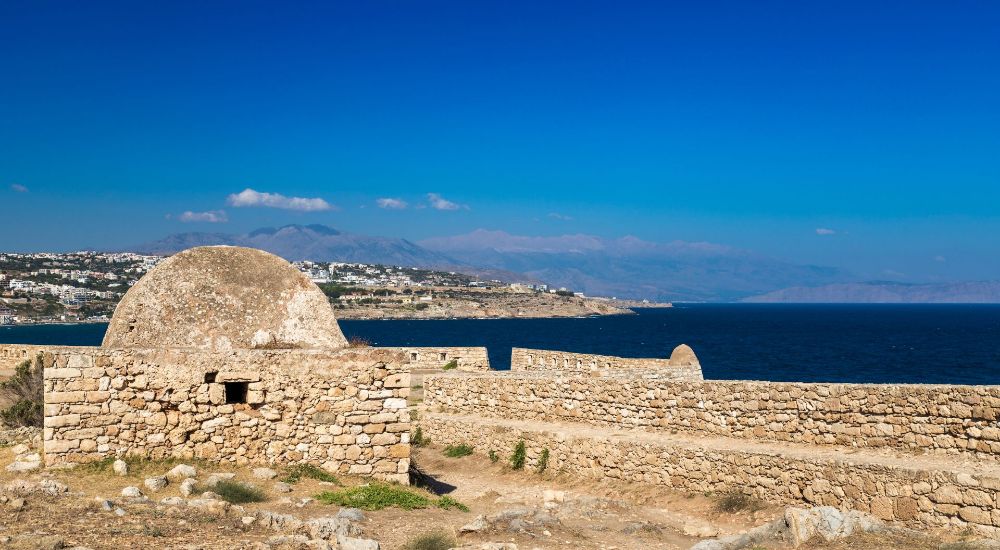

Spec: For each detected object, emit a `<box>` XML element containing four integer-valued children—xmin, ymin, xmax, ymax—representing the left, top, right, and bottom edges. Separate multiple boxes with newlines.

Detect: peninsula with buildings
<box><xmin>0</xmin><ymin>251</ymin><xmax>660</xmax><ymax>325</ymax></box>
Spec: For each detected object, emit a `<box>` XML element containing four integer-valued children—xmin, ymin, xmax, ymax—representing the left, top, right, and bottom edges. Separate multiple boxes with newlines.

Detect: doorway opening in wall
<box><xmin>225</xmin><ymin>382</ymin><xmax>248</xmax><ymax>404</ymax></box>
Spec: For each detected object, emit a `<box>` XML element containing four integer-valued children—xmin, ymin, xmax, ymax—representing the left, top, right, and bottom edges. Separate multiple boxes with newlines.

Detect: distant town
<box><xmin>0</xmin><ymin>251</ymin><xmax>588</xmax><ymax>325</ymax></box>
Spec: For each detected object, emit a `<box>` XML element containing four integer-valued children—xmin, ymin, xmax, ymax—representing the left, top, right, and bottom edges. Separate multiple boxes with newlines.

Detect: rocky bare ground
<box><xmin>1</xmin><ymin>427</ymin><xmax>995</xmax><ymax>550</ymax></box>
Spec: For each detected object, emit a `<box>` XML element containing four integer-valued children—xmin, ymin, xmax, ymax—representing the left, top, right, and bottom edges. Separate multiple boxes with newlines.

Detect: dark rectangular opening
<box><xmin>204</xmin><ymin>372</ymin><xmax>217</xmax><ymax>384</ymax></box>
<box><xmin>225</xmin><ymin>381</ymin><xmax>248</xmax><ymax>404</ymax></box>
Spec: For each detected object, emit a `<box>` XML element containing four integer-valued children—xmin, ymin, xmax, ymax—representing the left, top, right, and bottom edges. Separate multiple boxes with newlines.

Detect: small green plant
<box><xmin>488</xmin><ymin>450</ymin><xmax>499</xmax><ymax>463</ymax></box>
<box><xmin>412</xmin><ymin>426</ymin><xmax>429</xmax><ymax>447</ymax></box>
<box><xmin>80</xmin><ymin>456</ymin><xmax>117</xmax><ymax>473</ymax></box>
<box><xmin>441</xmin><ymin>359</ymin><xmax>458</xmax><ymax>371</ymax></box>
<box><xmin>434</xmin><ymin>495</ymin><xmax>470</xmax><ymax>512</ymax></box>
<box><xmin>403</xmin><ymin>530</ymin><xmax>457</xmax><ymax>550</ymax></box>
<box><xmin>347</xmin><ymin>336</ymin><xmax>371</xmax><ymax>348</ymax></box>
<box><xmin>714</xmin><ymin>491</ymin><xmax>764</xmax><ymax>514</ymax></box>
<box><xmin>536</xmin><ymin>448</ymin><xmax>550</xmax><ymax>473</ymax></box>
<box><xmin>510</xmin><ymin>440</ymin><xmax>526</xmax><ymax>470</ymax></box>
<box><xmin>0</xmin><ymin>357</ymin><xmax>43</xmax><ymax>427</ymax></box>
<box><xmin>317</xmin><ymin>483</ymin><xmax>422</xmax><ymax>510</ymax></box>
<box><xmin>282</xmin><ymin>463</ymin><xmax>340</xmax><ymax>484</ymax></box>
<box><xmin>443</xmin><ymin>444</ymin><xmax>473</xmax><ymax>458</ymax></box>
<box><xmin>141</xmin><ymin>524</ymin><xmax>165</xmax><ymax>537</ymax></box>
<box><xmin>203</xmin><ymin>480</ymin><xmax>267</xmax><ymax>504</ymax></box>
<box><xmin>315</xmin><ymin>483</ymin><xmax>468</xmax><ymax>512</ymax></box>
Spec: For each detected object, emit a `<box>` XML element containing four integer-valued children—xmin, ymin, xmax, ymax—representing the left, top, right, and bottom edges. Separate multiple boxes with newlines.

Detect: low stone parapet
<box><xmin>390</xmin><ymin>346</ymin><xmax>491</xmax><ymax>371</ymax></box>
<box><xmin>425</xmin><ymin>371</ymin><xmax>1000</xmax><ymax>460</ymax></box>
<box><xmin>510</xmin><ymin>347</ymin><xmax>702</xmax><ymax>380</ymax></box>
<box><xmin>421</xmin><ymin>412</ymin><xmax>1000</xmax><ymax>534</ymax></box>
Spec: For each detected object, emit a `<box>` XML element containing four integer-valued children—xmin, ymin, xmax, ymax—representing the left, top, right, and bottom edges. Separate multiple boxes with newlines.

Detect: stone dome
<box><xmin>668</xmin><ymin>344</ymin><xmax>699</xmax><ymax>367</ymax></box>
<box><xmin>103</xmin><ymin>246</ymin><xmax>348</xmax><ymax>351</ymax></box>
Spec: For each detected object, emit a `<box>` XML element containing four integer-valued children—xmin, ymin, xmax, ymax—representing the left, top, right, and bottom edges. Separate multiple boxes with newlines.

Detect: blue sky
<box><xmin>2</xmin><ymin>1</ymin><xmax>998</xmax><ymax>281</ymax></box>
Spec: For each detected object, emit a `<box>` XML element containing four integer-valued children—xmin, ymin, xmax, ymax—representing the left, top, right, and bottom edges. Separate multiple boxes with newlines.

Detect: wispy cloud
<box><xmin>179</xmin><ymin>210</ymin><xmax>228</xmax><ymax>223</ymax></box>
<box><xmin>376</xmin><ymin>197</ymin><xmax>408</xmax><ymax>210</ymax></box>
<box><xmin>934</xmin><ymin>255</ymin><xmax>946</xmax><ymax>262</ymax></box>
<box><xmin>9</xmin><ymin>183</ymin><xmax>28</xmax><ymax>193</ymax></box>
<box><xmin>548</xmin><ymin>212</ymin><xmax>573</xmax><ymax>221</ymax></box>
<box><xmin>815</xmin><ymin>228</ymin><xmax>836</xmax><ymax>235</ymax></box>
<box><xmin>427</xmin><ymin>193</ymin><xmax>468</xmax><ymax>211</ymax></box>
<box><xmin>226</xmin><ymin>188</ymin><xmax>333</xmax><ymax>211</ymax></box>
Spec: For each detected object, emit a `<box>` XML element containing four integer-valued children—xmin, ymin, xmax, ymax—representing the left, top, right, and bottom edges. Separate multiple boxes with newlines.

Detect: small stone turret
<box><xmin>668</xmin><ymin>344</ymin><xmax>699</xmax><ymax>367</ymax></box>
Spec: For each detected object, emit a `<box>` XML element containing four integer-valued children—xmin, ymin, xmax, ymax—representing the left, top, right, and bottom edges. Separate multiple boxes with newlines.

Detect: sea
<box><xmin>3</xmin><ymin>304</ymin><xmax>1000</xmax><ymax>385</ymax></box>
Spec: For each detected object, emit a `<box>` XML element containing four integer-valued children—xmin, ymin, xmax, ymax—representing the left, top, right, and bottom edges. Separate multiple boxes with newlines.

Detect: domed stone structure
<box><xmin>103</xmin><ymin>246</ymin><xmax>348</xmax><ymax>351</ymax></box>
<box><xmin>668</xmin><ymin>344</ymin><xmax>699</xmax><ymax>367</ymax></box>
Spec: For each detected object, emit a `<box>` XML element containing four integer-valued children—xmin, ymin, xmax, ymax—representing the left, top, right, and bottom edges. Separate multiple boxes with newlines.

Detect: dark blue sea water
<box><xmin>3</xmin><ymin>305</ymin><xmax>1000</xmax><ymax>385</ymax></box>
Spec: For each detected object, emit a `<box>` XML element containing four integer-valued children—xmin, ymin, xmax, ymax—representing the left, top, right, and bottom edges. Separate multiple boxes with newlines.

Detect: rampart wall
<box><xmin>390</xmin><ymin>346</ymin><xmax>490</xmax><ymax>371</ymax></box>
<box><xmin>510</xmin><ymin>347</ymin><xmax>702</xmax><ymax>380</ymax></box>
<box><xmin>424</xmin><ymin>372</ymin><xmax>1000</xmax><ymax>458</ymax></box>
<box><xmin>422</xmin><ymin>372</ymin><xmax>1000</xmax><ymax>531</ymax></box>
<box><xmin>0</xmin><ymin>344</ymin><xmax>89</xmax><ymax>378</ymax></box>
<box><xmin>41</xmin><ymin>347</ymin><xmax>411</xmax><ymax>483</ymax></box>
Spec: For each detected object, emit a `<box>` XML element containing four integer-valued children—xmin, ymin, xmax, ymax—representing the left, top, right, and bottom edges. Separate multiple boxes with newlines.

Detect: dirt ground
<box><xmin>0</xmin><ymin>442</ymin><xmax>985</xmax><ymax>550</ymax></box>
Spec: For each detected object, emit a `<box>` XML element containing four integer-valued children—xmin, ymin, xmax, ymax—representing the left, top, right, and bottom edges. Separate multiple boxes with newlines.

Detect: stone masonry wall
<box><xmin>43</xmin><ymin>347</ymin><xmax>411</xmax><ymax>483</ymax></box>
<box><xmin>422</xmin><ymin>413</ymin><xmax>1000</xmax><ymax>533</ymax></box>
<box><xmin>425</xmin><ymin>372</ymin><xmax>1000</xmax><ymax>459</ymax></box>
<box><xmin>510</xmin><ymin>347</ymin><xmax>702</xmax><ymax>380</ymax></box>
<box><xmin>0</xmin><ymin>345</ymin><xmax>89</xmax><ymax>378</ymax></box>
<box><xmin>391</xmin><ymin>347</ymin><xmax>491</xmax><ymax>372</ymax></box>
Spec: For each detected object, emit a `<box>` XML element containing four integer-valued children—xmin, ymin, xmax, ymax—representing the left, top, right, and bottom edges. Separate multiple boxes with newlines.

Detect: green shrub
<box><xmin>434</xmin><ymin>495</ymin><xmax>469</xmax><ymax>512</ymax></box>
<box><xmin>536</xmin><ymin>448</ymin><xmax>550</xmax><ymax>473</ymax></box>
<box><xmin>282</xmin><ymin>463</ymin><xmax>340</xmax><ymax>484</ymax></box>
<box><xmin>488</xmin><ymin>450</ymin><xmax>499</xmax><ymax>463</ymax></box>
<box><xmin>0</xmin><ymin>357</ymin><xmax>43</xmax><ymax>427</ymax></box>
<box><xmin>315</xmin><ymin>483</ymin><xmax>468</xmax><ymax>512</ymax></box>
<box><xmin>443</xmin><ymin>444</ymin><xmax>473</xmax><ymax>458</ymax></box>
<box><xmin>714</xmin><ymin>491</ymin><xmax>764</xmax><ymax>513</ymax></box>
<box><xmin>412</xmin><ymin>427</ymin><xmax>428</xmax><ymax>447</ymax></box>
<box><xmin>510</xmin><ymin>440</ymin><xmax>526</xmax><ymax>470</ymax></box>
<box><xmin>204</xmin><ymin>480</ymin><xmax>267</xmax><ymax>504</ymax></box>
<box><xmin>347</xmin><ymin>336</ymin><xmax>371</xmax><ymax>348</ymax></box>
<box><xmin>403</xmin><ymin>531</ymin><xmax>457</xmax><ymax>550</ymax></box>
<box><xmin>441</xmin><ymin>359</ymin><xmax>458</xmax><ymax>371</ymax></box>
<box><xmin>316</xmin><ymin>483</ymin><xmax>429</xmax><ymax>510</ymax></box>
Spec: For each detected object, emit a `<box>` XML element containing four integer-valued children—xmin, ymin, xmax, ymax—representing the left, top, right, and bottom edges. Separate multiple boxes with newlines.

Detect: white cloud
<box><xmin>10</xmin><ymin>183</ymin><xmax>28</xmax><ymax>193</ymax></box>
<box><xmin>934</xmin><ymin>255</ymin><xmax>946</xmax><ymax>262</ymax></box>
<box><xmin>815</xmin><ymin>228</ymin><xmax>836</xmax><ymax>235</ymax></box>
<box><xmin>548</xmin><ymin>212</ymin><xmax>573</xmax><ymax>221</ymax></box>
<box><xmin>427</xmin><ymin>193</ymin><xmax>467</xmax><ymax>211</ymax></box>
<box><xmin>376</xmin><ymin>197</ymin><xmax>408</xmax><ymax>210</ymax></box>
<box><xmin>226</xmin><ymin>188</ymin><xmax>333</xmax><ymax>211</ymax></box>
<box><xmin>179</xmin><ymin>210</ymin><xmax>228</xmax><ymax>223</ymax></box>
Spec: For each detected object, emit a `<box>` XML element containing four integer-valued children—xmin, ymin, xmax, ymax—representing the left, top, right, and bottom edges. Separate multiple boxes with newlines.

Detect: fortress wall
<box><xmin>390</xmin><ymin>346</ymin><xmax>491</xmax><ymax>371</ymax></box>
<box><xmin>422</xmin><ymin>413</ymin><xmax>1000</xmax><ymax>533</ymax></box>
<box><xmin>0</xmin><ymin>344</ymin><xmax>90</xmax><ymax>378</ymax></box>
<box><xmin>425</xmin><ymin>372</ymin><xmax>1000</xmax><ymax>459</ymax></box>
<box><xmin>510</xmin><ymin>347</ymin><xmax>702</xmax><ymax>380</ymax></box>
<box><xmin>42</xmin><ymin>347</ymin><xmax>411</xmax><ymax>483</ymax></box>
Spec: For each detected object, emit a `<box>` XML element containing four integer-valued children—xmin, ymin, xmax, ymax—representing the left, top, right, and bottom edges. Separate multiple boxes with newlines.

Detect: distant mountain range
<box><xmin>743</xmin><ymin>281</ymin><xmax>1000</xmax><ymax>303</ymax></box>
<box><xmin>132</xmin><ymin>224</ymin><xmax>458</xmax><ymax>267</ymax></box>
<box><xmin>418</xmin><ymin>229</ymin><xmax>851</xmax><ymax>301</ymax></box>
<box><xmin>130</xmin><ymin>225</ymin><xmax>1000</xmax><ymax>303</ymax></box>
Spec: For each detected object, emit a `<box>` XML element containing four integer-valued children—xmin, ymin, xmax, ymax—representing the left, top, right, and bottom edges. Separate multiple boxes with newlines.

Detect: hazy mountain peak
<box><xmin>129</xmin><ymin>226</ymin><xmax>853</xmax><ymax>302</ymax></box>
